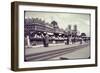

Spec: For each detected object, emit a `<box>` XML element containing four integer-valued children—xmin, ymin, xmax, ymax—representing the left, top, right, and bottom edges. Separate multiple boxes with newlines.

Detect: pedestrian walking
<box><xmin>43</xmin><ymin>33</ymin><xmax>49</xmax><ymax>47</ymax></box>
<box><xmin>65</xmin><ymin>37</ymin><xmax>69</xmax><ymax>45</ymax></box>
<box><xmin>80</xmin><ymin>38</ymin><xmax>82</xmax><ymax>44</ymax></box>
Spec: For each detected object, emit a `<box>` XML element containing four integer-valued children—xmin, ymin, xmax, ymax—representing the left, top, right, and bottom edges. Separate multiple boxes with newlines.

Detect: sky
<box><xmin>25</xmin><ymin>11</ymin><xmax>91</xmax><ymax>36</ymax></box>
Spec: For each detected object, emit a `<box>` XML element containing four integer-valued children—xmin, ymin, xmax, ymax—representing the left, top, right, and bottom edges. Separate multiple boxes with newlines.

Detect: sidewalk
<box><xmin>25</xmin><ymin>42</ymin><xmax>89</xmax><ymax>56</ymax></box>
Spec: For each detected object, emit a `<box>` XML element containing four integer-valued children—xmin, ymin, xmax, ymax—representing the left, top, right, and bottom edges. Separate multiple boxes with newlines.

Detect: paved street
<box><xmin>24</xmin><ymin>42</ymin><xmax>90</xmax><ymax>61</ymax></box>
<box><xmin>25</xmin><ymin>42</ymin><xmax>86</xmax><ymax>55</ymax></box>
<box><xmin>48</xmin><ymin>45</ymin><xmax>90</xmax><ymax>60</ymax></box>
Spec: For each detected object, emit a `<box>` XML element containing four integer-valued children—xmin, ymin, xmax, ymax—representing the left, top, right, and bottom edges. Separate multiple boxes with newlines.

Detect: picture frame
<box><xmin>11</xmin><ymin>1</ymin><xmax>97</xmax><ymax>71</ymax></box>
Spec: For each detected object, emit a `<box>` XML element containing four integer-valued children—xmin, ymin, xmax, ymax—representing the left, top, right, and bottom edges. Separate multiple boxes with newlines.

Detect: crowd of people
<box><xmin>25</xmin><ymin>32</ymin><xmax>90</xmax><ymax>47</ymax></box>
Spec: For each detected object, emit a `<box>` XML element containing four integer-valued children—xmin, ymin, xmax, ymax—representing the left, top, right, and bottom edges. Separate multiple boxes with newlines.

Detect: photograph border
<box><xmin>11</xmin><ymin>1</ymin><xmax>97</xmax><ymax>71</ymax></box>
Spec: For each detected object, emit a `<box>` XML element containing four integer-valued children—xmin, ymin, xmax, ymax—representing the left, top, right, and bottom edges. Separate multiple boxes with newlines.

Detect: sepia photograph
<box><xmin>24</xmin><ymin>11</ymin><xmax>91</xmax><ymax>62</ymax></box>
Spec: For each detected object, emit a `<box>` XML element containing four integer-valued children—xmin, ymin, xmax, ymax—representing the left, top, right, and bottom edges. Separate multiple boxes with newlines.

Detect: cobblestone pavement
<box><xmin>25</xmin><ymin>42</ymin><xmax>87</xmax><ymax>55</ymax></box>
<box><xmin>25</xmin><ymin>42</ymin><xmax>90</xmax><ymax>61</ymax></box>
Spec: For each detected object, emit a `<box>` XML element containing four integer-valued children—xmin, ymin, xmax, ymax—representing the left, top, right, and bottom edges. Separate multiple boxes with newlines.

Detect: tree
<box><xmin>81</xmin><ymin>33</ymin><xmax>86</xmax><ymax>37</ymax></box>
<box><xmin>51</xmin><ymin>21</ymin><xmax>58</xmax><ymax>34</ymax></box>
<box><xmin>51</xmin><ymin>21</ymin><xmax>57</xmax><ymax>27</ymax></box>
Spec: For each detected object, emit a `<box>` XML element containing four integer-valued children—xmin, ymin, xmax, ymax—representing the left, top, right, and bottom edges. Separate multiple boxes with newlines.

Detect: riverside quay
<box><xmin>24</xmin><ymin>17</ymin><xmax>90</xmax><ymax>47</ymax></box>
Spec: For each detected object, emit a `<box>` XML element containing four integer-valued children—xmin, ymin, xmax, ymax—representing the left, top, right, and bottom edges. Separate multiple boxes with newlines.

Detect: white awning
<box><xmin>47</xmin><ymin>32</ymin><xmax>53</xmax><ymax>35</ymax></box>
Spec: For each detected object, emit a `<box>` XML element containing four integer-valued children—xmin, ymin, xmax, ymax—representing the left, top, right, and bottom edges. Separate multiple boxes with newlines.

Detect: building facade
<box><xmin>24</xmin><ymin>17</ymin><xmax>89</xmax><ymax>47</ymax></box>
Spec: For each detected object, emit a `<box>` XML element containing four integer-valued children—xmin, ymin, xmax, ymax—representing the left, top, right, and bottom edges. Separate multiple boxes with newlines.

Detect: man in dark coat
<box><xmin>43</xmin><ymin>33</ymin><xmax>49</xmax><ymax>47</ymax></box>
<box><xmin>65</xmin><ymin>37</ymin><xmax>69</xmax><ymax>45</ymax></box>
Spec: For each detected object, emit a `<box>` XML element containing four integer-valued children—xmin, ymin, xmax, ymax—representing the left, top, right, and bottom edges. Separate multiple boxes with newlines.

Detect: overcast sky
<box><xmin>25</xmin><ymin>11</ymin><xmax>91</xmax><ymax>36</ymax></box>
